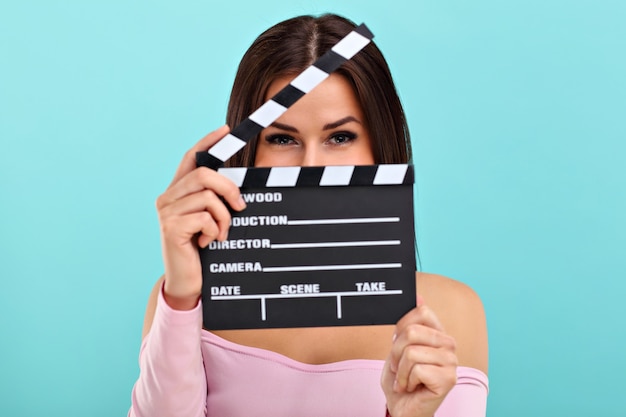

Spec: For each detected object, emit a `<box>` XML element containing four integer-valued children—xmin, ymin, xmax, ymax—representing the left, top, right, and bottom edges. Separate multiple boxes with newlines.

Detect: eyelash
<box><xmin>264</xmin><ymin>131</ymin><xmax>358</xmax><ymax>146</ymax></box>
<box><xmin>264</xmin><ymin>134</ymin><xmax>295</xmax><ymax>146</ymax></box>
<box><xmin>329</xmin><ymin>131</ymin><xmax>357</xmax><ymax>144</ymax></box>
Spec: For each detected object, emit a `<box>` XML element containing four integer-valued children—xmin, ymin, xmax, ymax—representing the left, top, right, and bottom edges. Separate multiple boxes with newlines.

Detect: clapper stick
<box><xmin>195</xmin><ymin>23</ymin><xmax>417</xmax><ymax>329</ymax></box>
<box><xmin>196</xmin><ymin>23</ymin><xmax>374</xmax><ymax>170</ymax></box>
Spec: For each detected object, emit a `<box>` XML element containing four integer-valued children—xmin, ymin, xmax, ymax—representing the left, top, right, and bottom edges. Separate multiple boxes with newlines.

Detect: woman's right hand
<box><xmin>155</xmin><ymin>125</ymin><xmax>247</xmax><ymax>310</ymax></box>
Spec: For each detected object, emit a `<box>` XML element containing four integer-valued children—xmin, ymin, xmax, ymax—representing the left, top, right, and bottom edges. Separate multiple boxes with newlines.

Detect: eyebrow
<box><xmin>270</xmin><ymin>116</ymin><xmax>362</xmax><ymax>133</ymax></box>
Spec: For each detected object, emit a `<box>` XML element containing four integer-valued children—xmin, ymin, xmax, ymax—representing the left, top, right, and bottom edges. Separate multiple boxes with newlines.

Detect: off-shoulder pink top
<box><xmin>129</xmin><ymin>287</ymin><xmax>488</xmax><ymax>417</ymax></box>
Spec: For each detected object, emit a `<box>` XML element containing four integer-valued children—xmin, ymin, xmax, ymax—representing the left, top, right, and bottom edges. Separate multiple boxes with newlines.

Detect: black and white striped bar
<box><xmin>199</xmin><ymin>164</ymin><xmax>412</xmax><ymax>188</ymax></box>
<box><xmin>197</xmin><ymin>23</ymin><xmax>374</xmax><ymax>169</ymax></box>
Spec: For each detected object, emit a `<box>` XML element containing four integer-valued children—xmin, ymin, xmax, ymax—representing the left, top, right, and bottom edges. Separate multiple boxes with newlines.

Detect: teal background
<box><xmin>1</xmin><ymin>0</ymin><xmax>625</xmax><ymax>415</ymax></box>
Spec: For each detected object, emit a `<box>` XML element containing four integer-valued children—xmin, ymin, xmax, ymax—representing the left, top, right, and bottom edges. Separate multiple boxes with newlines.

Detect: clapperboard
<box><xmin>196</xmin><ymin>24</ymin><xmax>416</xmax><ymax>329</ymax></box>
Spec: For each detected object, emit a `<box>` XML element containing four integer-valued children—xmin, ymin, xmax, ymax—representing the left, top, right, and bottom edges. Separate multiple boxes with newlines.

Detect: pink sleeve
<box><xmin>435</xmin><ymin>367</ymin><xmax>489</xmax><ymax>417</ymax></box>
<box><xmin>128</xmin><ymin>285</ymin><xmax>207</xmax><ymax>417</ymax></box>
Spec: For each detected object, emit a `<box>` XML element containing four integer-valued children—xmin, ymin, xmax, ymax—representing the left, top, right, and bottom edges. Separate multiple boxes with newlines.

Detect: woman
<box><xmin>129</xmin><ymin>14</ymin><xmax>488</xmax><ymax>417</ymax></box>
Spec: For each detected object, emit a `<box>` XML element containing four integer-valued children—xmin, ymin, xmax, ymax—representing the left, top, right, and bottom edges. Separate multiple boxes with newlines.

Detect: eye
<box><xmin>328</xmin><ymin>132</ymin><xmax>357</xmax><ymax>145</ymax></box>
<box><xmin>265</xmin><ymin>134</ymin><xmax>296</xmax><ymax>146</ymax></box>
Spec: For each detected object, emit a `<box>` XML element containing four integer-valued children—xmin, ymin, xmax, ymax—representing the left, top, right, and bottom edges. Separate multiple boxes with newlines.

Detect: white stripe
<box><xmin>263</xmin><ymin>263</ymin><xmax>401</xmax><ymax>272</ymax></box>
<box><xmin>217</xmin><ymin>167</ymin><xmax>248</xmax><ymax>187</ymax></box>
<box><xmin>319</xmin><ymin>165</ymin><xmax>354</xmax><ymax>186</ymax></box>
<box><xmin>287</xmin><ymin>217</ymin><xmax>399</xmax><ymax>225</ymax></box>
<box><xmin>266</xmin><ymin>166</ymin><xmax>301</xmax><ymax>187</ymax></box>
<box><xmin>331</xmin><ymin>31</ymin><xmax>371</xmax><ymax>59</ymax></box>
<box><xmin>373</xmin><ymin>164</ymin><xmax>409</xmax><ymax>185</ymax></box>
<box><xmin>211</xmin><ymin>289</ymin><xmax>403</xmax><ymax>301</ymax></box>
<box><xmin>271</xmin><ymin>240</ymin><xmax>400</xmax><ymax>249</ymax></box>
<box><xmin>248</xmin><ymin>100</ymin><xmax>287</xmax><ymax>127</ymax></box>
<box><xmin>208</xmin><ymin>134</ymin><xmax>247</xmax><ymax>162</ymax></box>
<box><xmin>290</xmin><ymin>66</ymin><xmax>329</xmax><ymax>93</ymax></box>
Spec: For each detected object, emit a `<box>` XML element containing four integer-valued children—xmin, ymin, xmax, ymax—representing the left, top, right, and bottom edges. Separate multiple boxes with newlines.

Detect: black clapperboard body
<box><xmin>196</xmin><ymin>165</ymin><xmax>416</xmax><ymax>329</ymax></box>
<box><xmin>195</xmin><ymin>24</ymin><xmax>417</xmax><ymax>329</ymax></box>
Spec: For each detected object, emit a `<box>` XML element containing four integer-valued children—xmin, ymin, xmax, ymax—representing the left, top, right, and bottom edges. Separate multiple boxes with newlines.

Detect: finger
<box><xmin>161</xmin><ymin>211</ymin><xmax>220</xmax><ymax>248</ymax></box>
<box><xmin>159</xmin><ymin>167</ymin><xmax>246</xmax><ymax>212</ymax></box>
<box><xmin>189</xmin><ymin>213</ymin><xmax>221</xmax><ymax>249</ymax></box>
<box><xmin>395</xmin><ymin>304</ymin><xmax>446</xmax><ymax>337</ymax></box>
<box><xmin>395</xmin><ymin>345</ymin><xmax>457</xmax><ymax>392</ymax></box>
<box><xmin>389</xmin><ymin>323</ymin><xmax>456</xmax><ymax>374</ymax></box>
<box><xmin>169</xmin><ymin>125</ymin><xmax>231</xmax><ymax>186</ymax></box>
<box><xmin>406</xmin><ymin>363</ymin><xmax>457</xmax><ymax>395</ymax></box>
<box><xmin>160</xmin><ymin>190</ymin><xmax>232</xmax><ymax>241</ymax></box>
<box><xmin>396</xmin><ymin>323</ymin><xmax>456</xmax><ymax>351</ymax></box>
<box><xmin>198</xmin><ymin>222</ymin><xmax>220</xmax><ymax>248</ymax></box>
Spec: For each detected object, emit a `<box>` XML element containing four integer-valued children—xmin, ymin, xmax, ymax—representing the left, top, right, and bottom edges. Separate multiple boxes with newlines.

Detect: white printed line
<box><xmin>211</xmin><ymin>289</ymin><xmax>403</xmax><ymax>301</ymax></box>
<box><xmin>261</xmin><ymin>296</ymin><xmax>266</xmax><ymax>321</ymax></box>
<box><xmin>270</xmin><ymin>240</ymin><xmax>400</xmax><ymax>249</ymax></box>
<box><xmin>262</xmin><ymin>263</ymin><xmax>401</xmax><ymax>273</ymax></box>
<box><xmin>337</xmin><ymin>295</ymin><xmax>342</xmax><ymax>319</ymax></box>
<box><xmin>287</xmin><ymin>217</ymin><xmax>400</xmax><ymax>226</ymax></box>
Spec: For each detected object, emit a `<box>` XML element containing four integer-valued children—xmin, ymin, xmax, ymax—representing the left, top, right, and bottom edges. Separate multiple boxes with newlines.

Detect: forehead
<box><xmin>265</xmin><ymin>73</ymin><xmax>365</xmax><ymax>119</ymax></box>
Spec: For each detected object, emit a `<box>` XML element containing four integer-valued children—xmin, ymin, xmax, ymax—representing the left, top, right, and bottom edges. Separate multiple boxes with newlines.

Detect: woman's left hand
<box><xmin>381</xmin><ymin>298</ymin><xmax>458</xmax><ymax>417</ymax></box>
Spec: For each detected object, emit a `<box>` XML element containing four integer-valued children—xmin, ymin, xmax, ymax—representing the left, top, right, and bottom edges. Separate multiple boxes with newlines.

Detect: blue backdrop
<box><xmin>1</xmin><ymin>0</ymin><xmax>625</xmax><ymax>415</ymax></box>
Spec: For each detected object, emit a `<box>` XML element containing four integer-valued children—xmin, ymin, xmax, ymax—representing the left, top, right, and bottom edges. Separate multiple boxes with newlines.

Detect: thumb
<box><xmin>417</xmin><ymin>294</ymin><xmax>425</xmax><ymax>307</ymax></box>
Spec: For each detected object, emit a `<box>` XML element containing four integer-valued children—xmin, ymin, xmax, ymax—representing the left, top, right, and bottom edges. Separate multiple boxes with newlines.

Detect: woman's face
<box><xmin>254</xmin><ymin>73</ymin><xmax>375</xmax><ymax>167</ymax></box>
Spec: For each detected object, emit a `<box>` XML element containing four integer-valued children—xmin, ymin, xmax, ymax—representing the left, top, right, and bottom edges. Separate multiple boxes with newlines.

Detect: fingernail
<box><xmin>238</xmin><ymin>195</ymin><xmax>247</xmax><ymax>210</ymax></box>
<box><xmin>393</xmin><ymin>379</ymin><xmax>399</xmax><ymax>393</ymax></box>
<box><xmin>392</xmin><ymin>333</ymin><xmax>397</xmax><ymax>342</ymax></box>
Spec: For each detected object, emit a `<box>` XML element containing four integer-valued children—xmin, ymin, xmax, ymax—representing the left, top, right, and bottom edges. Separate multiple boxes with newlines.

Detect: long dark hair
<box><xmin>225</xmin><ymin>14</ymin><xmax>412</xmax><ymax>167</ymax></box>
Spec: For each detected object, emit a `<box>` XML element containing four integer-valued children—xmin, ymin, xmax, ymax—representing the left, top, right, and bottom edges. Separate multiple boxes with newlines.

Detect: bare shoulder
<box><xmin>141</xmin><ymin>276</ymin><xmax>165</xmax><ymax>340</ymax></box>
<box><xmin>416</xmin><ymin>272</ymin><xmax>489</xmax><ymax>374</ymax></box>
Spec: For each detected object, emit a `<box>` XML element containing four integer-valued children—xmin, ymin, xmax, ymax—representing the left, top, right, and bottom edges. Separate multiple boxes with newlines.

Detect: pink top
<box><xmin>129</xmin><ymin>287</ymin><xmax>488</xmax><ymax>417</ymax></box>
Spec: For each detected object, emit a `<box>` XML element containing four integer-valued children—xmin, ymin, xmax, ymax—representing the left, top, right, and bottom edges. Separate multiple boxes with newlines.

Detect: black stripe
<box><xmin>241</xmin><ymin>167</ymin><xmax>271</xmax><ymax>188</ymax></box>
<box><xmin>404</xmin><ymin>165</ymin><xmax>414</xmax><ymax>184</ymax></box>
<box><xmin>350</xmin><ymin>165</ymin><xmax>379</xmax><ymax>186</ymax></box>
<box><xmin>231</xmin><ymin>118</ymin><xmax>264</xmax><ymax>142</ymax></box>
<box><xmin>295</xmin><ymin>167</ymin><xmax>325</xmax><ymax>187</ymax></box>
<box><xmin>272</xmin><ymin>85</ymin><xmax>306</xmax><ymax>108</ymax></box>
<box><xmin>313</xmin><ymin>50</ymin><xmax>347</xmax><ymax>74</ymax></box>
<box><xmin>196</xmin><ymin>151</ymin><xmax>225</xmax><ymax>170</ymax></box>
<box><xmin>354</xmin><ymin>24</ymin><xmax>374</xmax><ymax>40</ymax></box>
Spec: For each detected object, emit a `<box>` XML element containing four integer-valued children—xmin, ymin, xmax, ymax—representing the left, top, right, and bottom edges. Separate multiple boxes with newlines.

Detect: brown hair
<box><xmin>225</xmin><ymin>13</ymin><xmax>411</xmax><ymax>167</ymax></box>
